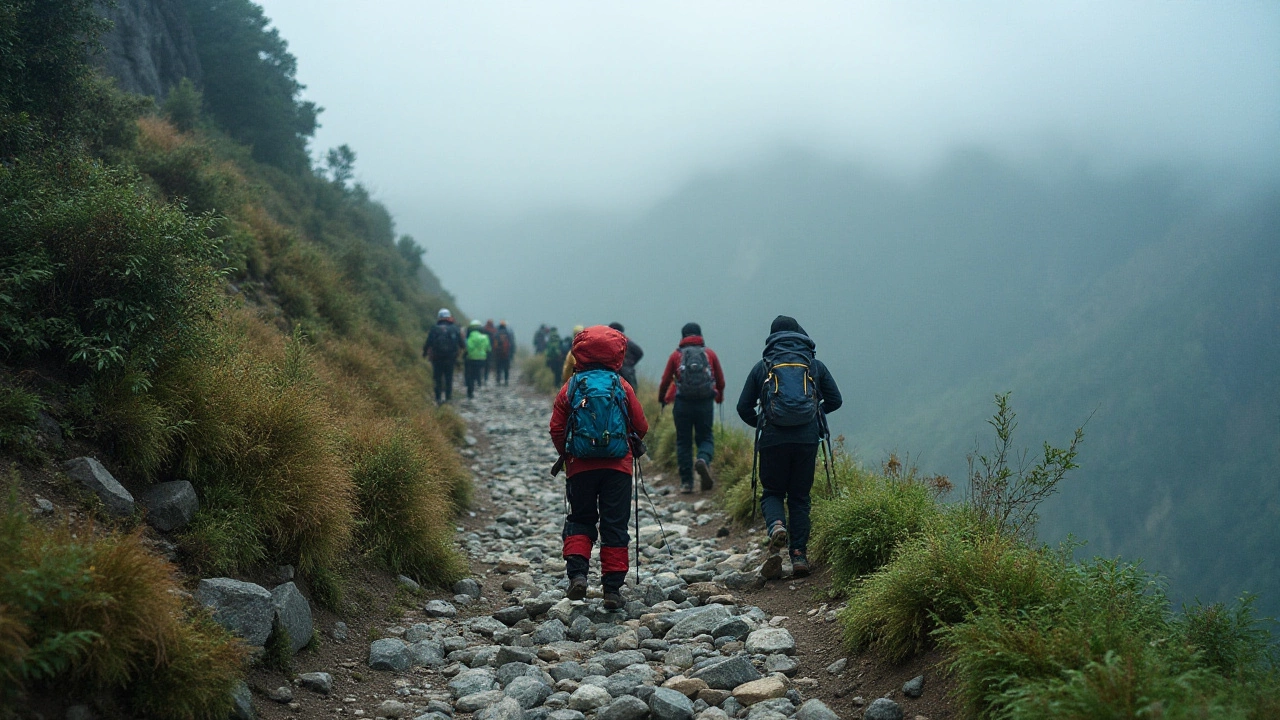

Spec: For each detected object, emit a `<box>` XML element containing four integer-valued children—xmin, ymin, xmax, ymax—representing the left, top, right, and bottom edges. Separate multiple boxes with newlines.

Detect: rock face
<box><xmin>95</xmin><ymin>0</ymin><xmax>202</xmax><ymax>100</ymax></box>
<box><xmin>139</xmin><ymin>480</ymin><xmax>198</xmax><ymax>531</ymax></box>
<box><xmin>63</xmin><ymin>457</ymin><xmax>135</xmax><ymax>517</ymax></box>
<box><xmin>195</xmin><ymin>578</ymin><xmax>274</xmax><ymax>646</ymax></box>
<box><xmin>270</xmin><ymin>582</ymin><xmax>312</xmax><ymax>655</ymax></box>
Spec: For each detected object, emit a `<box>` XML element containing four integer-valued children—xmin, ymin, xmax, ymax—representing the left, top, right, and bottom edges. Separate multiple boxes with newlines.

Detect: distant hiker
<box><xmin>560</xmin><ymin>325</ymin><xmax>585</xmax><ymax>384</ymax></box>
<box><xmin>493</xmin><ymin>320</ymin><xmax>515</xmax><ymax>386</ymax></box>
<box><xmin>534</xmin><ymin>324</ymin><xmax>550</xmax><ymax>354</ymax></box>
<box><xmin>658</xmin><ymin>322</ymin><xmax>726</xmax><ymax>493</ymax></box>
<box><xmin>736</xmin><ymin>315</ymin><xmax>842</xmax><ymax>579</ymax></box>
<box><xmin>543</xmin><ymin>327</ymin><xmax>563</xmax><ymax>380</ymax></box>
<box><xmin>481</xmin><ymin>319</ymin><xmax>498</xmax><ymax>384</ymax></box>
<box><xmin>549</xmin><ymin>325</ymin><xmax>649</xmax><ymax>609</ymax></box>
<box><xmin>423</xmin><ymin>308</ymin><xmax>465</xmax><ymax>404</ymax></box>
<box><xmin>464</xmin><ymin>320</ymin><xmax>491</xmax><ymax>399</ymax></box>
<box><xmin>609</xmin><ymin>322</ymin><xmax>644</xmax><ymax>390</ymax></box>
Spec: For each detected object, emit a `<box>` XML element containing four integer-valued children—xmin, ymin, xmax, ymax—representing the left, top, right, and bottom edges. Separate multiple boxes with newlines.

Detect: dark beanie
<box><xmin>770</xmin><ymin>315</ymin><xmax>806</xmax><ymax>335</ymax></box>
<box><xmin>608</xmin><ymin>322</ymin><xmax>625</xmax><ymax>332</ymax></box>
<box><xmin>681</xmin><ymin>322</ymin><xmax>701</xmax><ymax>338</ymax></box>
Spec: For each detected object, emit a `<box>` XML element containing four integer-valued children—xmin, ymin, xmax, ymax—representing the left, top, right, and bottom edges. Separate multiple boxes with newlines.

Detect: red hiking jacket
<box><xmin>550</xmin><ymin>326</ymin><xmax>649</xmax><ymax>477</ymax></box>
<box><xmin>658</xmin><ymin>336</ymin><xmax>726</xmax><ymax>404</ymax></box>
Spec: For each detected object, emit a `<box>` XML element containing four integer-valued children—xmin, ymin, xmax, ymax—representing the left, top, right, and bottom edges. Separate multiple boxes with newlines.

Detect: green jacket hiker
<box><xmin>466</xmin><ymin>327</ymin><xmax>492</xmax><ymax>361</ymax></box>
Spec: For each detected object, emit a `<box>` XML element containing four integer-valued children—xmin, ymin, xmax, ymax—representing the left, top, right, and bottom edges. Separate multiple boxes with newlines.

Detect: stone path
<box><xmin>249</xmin><ymin>385</ymin><xmax>924</xmax><ymax>720</ymax></box>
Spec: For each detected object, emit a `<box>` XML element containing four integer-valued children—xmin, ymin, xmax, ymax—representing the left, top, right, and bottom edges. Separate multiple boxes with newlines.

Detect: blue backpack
<box><xmin>566</xmin><ymin>369</ymin><xmax>631</xmax><ymax>458</ymax></box>
<box><xmin>760</xmin><ymin>341</ymin><xmax>819</xmax><ymax>428</ymax></box>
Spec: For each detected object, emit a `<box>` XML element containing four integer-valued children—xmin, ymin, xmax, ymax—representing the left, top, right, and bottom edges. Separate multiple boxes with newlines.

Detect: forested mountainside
<box><xmin>1</xmin><ymin>0</ymin><xmax>465</xmax><ymax>713</ymax></box>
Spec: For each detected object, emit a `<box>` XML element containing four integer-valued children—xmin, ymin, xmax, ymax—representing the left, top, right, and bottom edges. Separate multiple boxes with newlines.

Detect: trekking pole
<box><xmin>818</xmin><ymin>412</ymin><xmax>835</xmax><ymax>496</ymax></box>
<box><xmin>633</xmin><ymin>457</ymin><xmax>641</xmax><ymax>580</ymax></box>
<box><xmin>634</xmin><ymin>459</ymin><xmax>675</xmax><ymax>560</ymax></box>
<box><xmin>749</xmin><ymin>421</ymin><xmax>761</xmax><ymax>522</ymax></box>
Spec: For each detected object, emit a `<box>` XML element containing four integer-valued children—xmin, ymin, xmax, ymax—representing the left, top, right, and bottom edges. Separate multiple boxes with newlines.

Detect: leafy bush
<box><xmin>0</xmin><ymin>155</ymin><xmax>224</xmax><ymax>382</ymax></box>
<box><xmin>0</xmin><ymin>486</ymin><xmax>244</xmax><ymax>714</ymax></box>
<box><xmin>840</xmin><ymin>510</ymin><xmax>1066</xmax><ymax>662</ymax></box>
<box><xmin>0</xmin><ymin>383</ymin><xmax>44</xmax><ymax>461</ymax></box>
<box><xmin>347</xmin><ymin>423</ymin><xmax>464</xmax><ymax>586</ymax></box>
<box><xmin>811</xmin><ymin>468</ymin><xmax>940</xmax><ymax>587</ymax></box>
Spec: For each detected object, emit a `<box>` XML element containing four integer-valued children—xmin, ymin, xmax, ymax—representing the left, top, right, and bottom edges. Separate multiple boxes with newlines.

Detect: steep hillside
<box><xmin>1</xmin><ymin>0</ymin><xmax>466</xmax><ymax>713</ymax></box>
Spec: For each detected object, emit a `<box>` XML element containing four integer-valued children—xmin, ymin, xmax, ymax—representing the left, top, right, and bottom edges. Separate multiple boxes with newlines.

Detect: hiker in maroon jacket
<box><xmin>657</xmin><ymin>322</ymin><xmax>726</xmax><ymax>494</ymax></box>
<box><xmin>549</xmin><ymin>326</ymin><xmax>649</xmax><ymax>609</ymax></box>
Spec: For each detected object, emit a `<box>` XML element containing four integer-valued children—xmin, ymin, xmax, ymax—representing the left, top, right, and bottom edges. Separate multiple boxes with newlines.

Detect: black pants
<box><xmin>562</xmin><ymin>468</ymin><xmax>631</xmax><ymax>592</ymax></box>
<box><xmin>464</xmin><ymin>359</ymin><xmax>485</xmax><ymax>398</ymax></box>
<box><xmin>673</xmin><ymin>397</ymin><xmax>715</xmax><ymax>486</ymax></box>
<box><xmin>495</xmin><ymin>356</ymin><xmax>511</xmax><ymax>385</ymax></box>
<box><xmin>431</xmin><ymin>360</ymin><xmax>454</xmax><ymax>403</ymax></box>
<box><xmin>483</xmin><ymin>355</ymin><xmax>491</xmax><ymax>383</ymax></box>
<box><xmin>759</xmin><ymin>442</ymin><xmax>819</xmax><ymax>554</ymax></box>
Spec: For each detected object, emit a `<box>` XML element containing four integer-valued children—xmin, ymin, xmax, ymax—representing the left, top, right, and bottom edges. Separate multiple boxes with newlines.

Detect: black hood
<box><xmin>763</xmin><ymin>330</ymin><xmax>815</xmax><ymax>359</ymax></box>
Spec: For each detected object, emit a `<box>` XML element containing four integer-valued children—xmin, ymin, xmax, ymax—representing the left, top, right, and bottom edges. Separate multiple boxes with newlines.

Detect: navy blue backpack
<box><xmin>760</xmin><ymin>337</ymin><xmax>819</xmax><ymax>427</ymax></box>
<box><xmin>566</xmin><ymin>369</ymin><xmax>631</xmax><ymax>458</ymax></box>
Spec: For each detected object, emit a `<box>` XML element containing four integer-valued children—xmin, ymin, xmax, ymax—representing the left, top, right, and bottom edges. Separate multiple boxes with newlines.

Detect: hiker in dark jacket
<box><xmin>658</xmin><ymin>323</ymin><xmax>726</xmax><ymax>494</ymax></box>
<box><xmin>543</xmin><ymin>328</ymin><xmax>563</xmax><ymax>380</ymax></box>
<box><xmin>609</xmin><ymin>322</ymin><xmax>644</xmax><ymax>390</ymax></box>
<box><xmin>534</xmin><ymin>324</ymin><xmax>550</xmax><ymax>354</ymax></box>
<box><xmin>423</xmin><ymin>308</ymin><xmax>466</xmax><ymax>404</ymax></box>
<box><xmin>493</xmin><ymin>320</ymin><xmax>515</xmax><ymax>386</ymax></box>
<box><xmin>736</xmin><ymin>315</ymin><xmax>842</xmax><ymax>579</ymax></box>
<box><xmin>549</xmin><ymin>326</ymin><xmax>649</xmax><ymax>609</ymax></box>
<box><xmin>481</xmin><ymin>320</ymin><xmax>497</xmax><ymax>385</ymax></box>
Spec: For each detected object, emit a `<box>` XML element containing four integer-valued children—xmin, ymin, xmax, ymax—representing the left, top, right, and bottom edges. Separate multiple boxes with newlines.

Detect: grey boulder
<box><xmin>745</xmin><ymin>628</ymin><xmax>795</xmax><ymax>655</ymax></box>
<box><xmin>271</xmin><ymin>582</ymin><xmax>312</xmax><ymax>654</ymax></box>
<box><xmin>424</xmin><ymin>599</ymin><xmax>458</xmax><ymax>618</ymax></box>
<box><xmin>903</xmin><ymin>675</ymin><xmax>924</xmax><ymax>698</ymax></box>
<box><xmin>597</xmin><ymin>695</ymin><xmax>649</xmax><ymax>720</ymax></box>
<box><xmin>450</xmin><ymin>668</ymin><xmax>498</xmax><ymax>698</ymax></box>
<box><xmin>690</xmin><ymin>656</ymin><xmax>761</xmax><ymax>690</ymax></box>
<box><xmin>230</xmin><ymin>680</ymin><xmax>255</xmax><ymax>719</ymax></box>
<box><xmin>368</xmin><ymin>638</ymin><xmax>412</xmax><ymax>671</ymax></box>
<box><xmin>650</xmin><ymin>687</ymin><xmax>695</xmax><ymax>720</ymax></box>
<box><xmin>476</xmin><ymin>697</ymin><xmax>523</xmax><ymax>720</ymax></box>
<box><xmin>794</xmin><ymin>699</ymin><xmax>840</xmax><ymax>720</ymax></box>
<box><xmin>864</xmin><ymin>698</ymin><xmax>904</xmax><ymax>720</ymax></box>
<box><xmin>195</xmin><ymin>578</ymin><xmax>274</xmax><ymax>646</ymax></box>
<box><xmin>140</xmin><ymin>480</ymin><xmax>198</xmax><ymax>531</ymax></box>
<box><xmin>297</xmin><ymin>671</ymin><xmax>333</xmax><ymax>695</ymax></box>
<box><xmin>666</xmin><ymin>604</ymin><xmax>732</xmax><ymax>639</ymax></box>
<box><xmin>63</xmin><ymin>457</ymin><xmax>134</xmax><ymax>517</ymax></box>
<box><xmin>505</xmin><ymin>676</ymin><xmax>553</xmax><ymax>709</ymax></box>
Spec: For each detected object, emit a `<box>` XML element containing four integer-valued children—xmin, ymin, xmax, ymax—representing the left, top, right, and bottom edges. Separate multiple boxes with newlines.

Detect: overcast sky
<box><xmin>256</xmin><ymin>1</ymin><xmax>1279</xmax><ymax>218</ymax></box>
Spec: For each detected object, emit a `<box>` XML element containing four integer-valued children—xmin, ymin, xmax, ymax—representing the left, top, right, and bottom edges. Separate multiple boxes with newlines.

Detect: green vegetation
<box><xmin>0</xmin><ymin>484</ymin><xmax>244</xmax><ymax>716</ymax></box>
<box><xmin>1</xmin><ymin>0</ymin><xmax>469</xmax><ymax>712</ymax></box>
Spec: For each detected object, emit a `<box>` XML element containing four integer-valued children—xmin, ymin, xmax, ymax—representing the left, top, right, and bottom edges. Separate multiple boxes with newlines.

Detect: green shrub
<box><xmin>0</xmin><ymin>383</ymin><xmax>44</xmax><ymax>461</ymax></box>
<box><xmin>0</xmin><ymin>486</ymin><xmax>244</xmax><ymax>713</ymax></box>
<box><xmin>347</xmin><ymin>425</ymin><xmax>464</xmax><ymax>587</ymax></box>
<box><xmin>840</xmin><ymin>510</ymin><xmax>1066</xmax><ymax>662</ymax></box>
<box><xmin>1178</xmin><ymin>595</ymin><xmax>1277</xmax><ymax>676</ymax></box>
<box><xmin>520</xmin><ymin>354</ymin><xmax>557</xmax><ymax>395</ymax></box>
<box><xmin>0</xmin><ymin>154</ymin><xmax>224</xmax><ymax>382</ymax></box>
<box><xmin>811</xmin><ymin>470</ymin><xmax>940</xmax><ymax>587</ymax></box>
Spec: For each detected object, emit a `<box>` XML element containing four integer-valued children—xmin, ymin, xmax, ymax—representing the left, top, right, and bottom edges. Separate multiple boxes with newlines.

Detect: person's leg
<box><xmin>758</xmin><ymin>446</ymin><xmax>789</xmax><ymax>539</ymax></box>
<box><xmin>441</xmin><ymin>364</ymin><xmax>454</xmax><ymax>402</ymax></box>
<box><xmin>672</xmin><ymin>400</ymin><xmax>695</xmax><ymax>490</ymax></box>
<box><xmin>596</xmin><ymin>470</ymin><xmax>633</xmax><ymax>597</ymax></box>
<box><xmin>432</xmin><ymin>361</ymin><xmax>446</xmax><ymax>403</ymax></box>
<box><xmin>563</xmin><ymin>471</ymin><xmax>603</xmax><ymax>593</ymax></box>
<box><xmin>784</xmin><ymin>444</ymin><xmax>819</xmax><ymax>555</ymax></box>
<box><xmin>692</xmin><ymin>399</ymin><xmax>715</xmax><ymax>489</ymax></box>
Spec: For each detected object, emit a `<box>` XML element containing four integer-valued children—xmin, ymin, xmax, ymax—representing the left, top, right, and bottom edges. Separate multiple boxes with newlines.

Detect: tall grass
<box><xmin>0</xmin><ymin>486</ymin><xmax>244</xmax><ymax>716</ymax></box>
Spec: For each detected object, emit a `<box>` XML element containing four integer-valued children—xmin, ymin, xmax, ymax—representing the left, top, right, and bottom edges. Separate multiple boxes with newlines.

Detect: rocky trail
<box><xmin>247</xmin><ymin>385</ymin><xmax>949</xmax><ymax>720</ymax></box>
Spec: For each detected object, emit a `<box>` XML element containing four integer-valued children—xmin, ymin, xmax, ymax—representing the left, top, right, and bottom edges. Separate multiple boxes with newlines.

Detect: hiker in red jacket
<box><xmin>658</xmin><ymin>322</ymin><xmax>726</xmax><ymax>493</ymax></box>
<box><xmin>549</xmin><ymin>326</ymin><xmax>649</xmax><ymax>609</ymax></box>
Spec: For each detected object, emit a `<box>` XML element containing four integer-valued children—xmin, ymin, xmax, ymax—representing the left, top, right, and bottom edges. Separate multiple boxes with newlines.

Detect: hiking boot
<box><xmin>680</xmin><ymin>482</ymin><xmax>694</xmax><ymax>494</ymax></box>
<box><xmin>760</xmin><ymin>553</ymin><xmax>784</xmax><ymax>580</ymax></box>
<box><xmin>791</xmin><ymin>551</ymin><xmax>810</xmax><ymax>578</ymax></box>
<box><xmin>768</xmin><ymin>521</ymin><xmax>788</xmax><ymax>552</ymax></box>
<box><xmin>695</xmin><ymin>458</ymin><xmax>714</xmax><ymax>491</ymax></box>
<box><xmin>567</xmin><ymin>575</ymin><xmax>588</xmax><ymax>601</ymax></box>
<box><xmin>602</xmin><ymin>591</ymin><xmax>624</xmax><ymax>610</ymax></box>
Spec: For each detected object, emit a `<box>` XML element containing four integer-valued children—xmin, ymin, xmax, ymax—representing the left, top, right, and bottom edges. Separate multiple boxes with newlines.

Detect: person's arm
<box><xmin>816</xmin><ymin>361</ymin><xmax>843</xmax><ymax>415</ymax></box>
<box><xmin>631</xmin><ymin>340</ymin><xmax>644</xmax><ymax>364</ymax></box>
<box><xmin>736</xmin><ymin>362</ymin><xmax>764</xmax><ymax>426</ymax></box>
<box><xmin>423</xmin><ymin>328</ymin><xmax>435</xmax><ymax>358</ymax></box>
<box><xmin>657</xmin><ymin>351</ymin><xmax>678</xmax><ymax>405</ymax></box>
<box><xmin>561</xmin><ymin>352</ymin><xmax>576</xmax><ymax>383</ymax></box>
<box><xmin>709</xmin><ymin>349</ymin><xmax>726</xmax><ymax>404</ymax></box>
<box><xmin>624</xmin><ymin>382</ymin><xmax>649</xmax><ymax>439</ymax></box>
<box><xmin>549</xmin><ymin>385</ymin><xmax>570</xmax><ymax>455</ymax></box>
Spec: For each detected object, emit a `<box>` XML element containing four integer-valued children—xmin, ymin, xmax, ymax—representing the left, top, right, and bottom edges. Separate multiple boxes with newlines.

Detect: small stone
<box><xmin>368</xmin><ymin>638</ymin><xmax>412</xmax><ymax>671</ymax></box>
<box><xmin>598</xmin><ymin>695</ymin><xmax>650</xmax><ymax>720</ymax></box>
<box><xmin>268</xmin><ymin>686</ymin><xmax>293</xmax><ymax>703</ymax></box>
<box><xmin>764</xmin><ymin>654</ymin><xmax>799</xmax><ymax>677</ymax></box>
<box><xmin>745</xmin><ymin>628</ymin><xmax>795</xmax><ymax>655</ymax></box>
<box><xmin>450</xmin><ymin>668</ymin><xmax>498</xmax><ymax>698</ymax></box>
<box><xmin>864</xmin><ymin>698</ymin><xmax>904</xmax><ymax>720</ymax></box>
<box><xmin>663</xmin><ymin>676</ymin><xmax>709</xmax><ymax>698</ymax></box>
<box><xmin>63</xmin><ymin>457</ymin><xmax>134</xmax><ymax>516</ymax></box>
<box><xmin>794</xmin><ymin>699</ymin><xmax>840</xmax><ymax>720</ymax></box>
<box><xmin>696</xmin><ymin>689</ymin><xmax>730</xmax><ymax>706</ymax></box>
<box><xmin>229</xmin><ymin>681</ymin><xmax>254</xmax><ymax>720</ymax></box>
<box><xmin>731</xmin><ymin>676</ymin><xmax>786</xmax><ymax>706</ymax></box>
<box><xmin>457</xmin><ymin>690</ymin><xmax>506</xmax><ymax>712</ymax></box>
<box><xmin>270</xmin><ymin>581</ymin><xmax>313</xmax><ymax>655</ymax></box>
<box><xmin>505</xmin><ymin>675</ymin><xmax>553</xmax><ymax>709</ymax></box>
<box><xmin>690</xmin><ymin>656</ymin><xmax>761</xmax><ymax>690</ymax></box>
<box><xmin>649</xmin><ymin>687</ymin><xmax>695</xmax><ymax>720</ymax></box>
<box><xmin>397</xmin><ymin>575</ymin><xmax>421</xmax><ymax>592</ymax></box>
<box><xmin>195</xmin><ymin>578</ymin><xmax>274</xmax><ymax>646</ymax></box>
<box><xmin>332</xmin><ymin>621</ymin><xmax>349</xmax><ymax>641</ymax></box>
<box><xmin>297</xmin><ymin>672</ymin><xmax>333</xmax><ymax>695</ymax></box>
<box><xmin>454</xmin><ymin>577</ymin><xmax>482</xmax><ymax>598</ymax></box>
<box><xmin>568</xmin><ymin>684</ymin><xmax>611</xmax><ymax>711</ymax></box>
<box><xmin>140</xmin><ymin>480</ymin><xmax>199</xmax><ymax>531</ymax></box>
<box><xmin>33</xmin><ymin>496</ymin><xmax>54</xmax><ymax>515</ymax></box>
<box><xmin>378</xmin><ymin>699</ymin><xmax>413</xmax><ymax>718</ymax></box>
<box><xmin>493</xmin><ymin>605</ymin><xmax>529</xmax><ymax>625</ymax></box>
<box><xmin>903</xmin><ymin>675</ymin><xmax>924</xmax><ymax>698</ymax></box>
<box><xmin>826</xmin><ymin>658</ymin><xmax>847</xmax><ymax>675</ymax></box>
<box><xmin>424</xmin><ymin>599</ymin><xmax>458</xmax><ymax>618</ymax></box>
